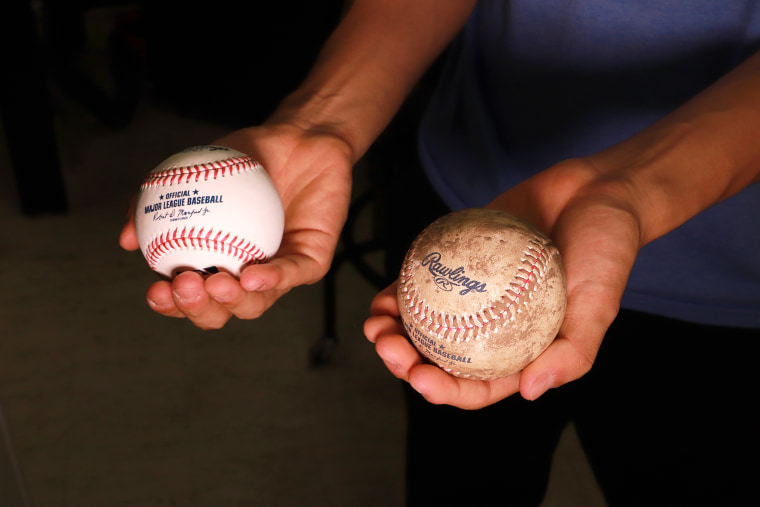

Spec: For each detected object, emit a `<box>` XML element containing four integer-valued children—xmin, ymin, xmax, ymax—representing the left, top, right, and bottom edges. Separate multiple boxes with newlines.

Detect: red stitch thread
<box><xmin>402</xmin><ymin>241</ymin><xmax>552</xmax><ymax>342</ymax></box>
<box><xmin>145</xmin><ymin>226</ymin><xmax>267</xmax><ymax>270</ymax></box>
<box><xmin>140</xmin><ymin>156</ymin><xmax>259</xmax><ymax>188</ymax></box>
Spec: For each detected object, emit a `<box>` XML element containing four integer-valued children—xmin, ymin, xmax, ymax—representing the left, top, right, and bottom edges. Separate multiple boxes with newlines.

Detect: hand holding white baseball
<box><xmin>120</xmin><ymin>124</ymin><xmax>355</xmax><ymax>330</ymax></box>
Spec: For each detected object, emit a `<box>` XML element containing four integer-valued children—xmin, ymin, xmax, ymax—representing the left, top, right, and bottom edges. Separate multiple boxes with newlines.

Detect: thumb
<box><xmin>517</xmin><ymin>194</ymin><xmax>640</xmax><ymax>400</ymax></box>
<box><xmin>239</xmin><ymin>252</ymin><xmax>331</xmax><ymax>293</ymax></box>
<box><xmin>120</xmin><ymin>195</ymin><xmax>139</xmax><ymax>251</ymax></box>
<box><xmin>519</xmin><ymin>288</ymin><xmax>619</xmax><ymax>400</ymax></box>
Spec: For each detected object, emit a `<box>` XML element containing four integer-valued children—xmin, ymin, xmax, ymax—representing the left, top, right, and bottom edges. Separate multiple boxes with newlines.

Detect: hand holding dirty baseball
<box><xmin>397</xmin><ymin>208</ymin><xmax>566</xmax><ymax>380</ymax></box>
<box><xmin>364</xmin><ymin>159</ymin><xmax>641</xmax><ymax>408</ymax></box>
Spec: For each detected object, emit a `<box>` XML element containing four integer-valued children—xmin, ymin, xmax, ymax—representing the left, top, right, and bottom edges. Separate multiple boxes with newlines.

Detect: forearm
<box><xmin>268</xmin><ymin>0</ymin><xmax>477</xmax><ymax>163</ymax></box>
<box><xmin>584</xmin><ymin>49</ymin><xmax>760</xmax><ymax>246</ymax></box>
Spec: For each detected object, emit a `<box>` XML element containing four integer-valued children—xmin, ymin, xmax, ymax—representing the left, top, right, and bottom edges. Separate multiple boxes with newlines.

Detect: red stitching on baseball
<box><xmin>145</xmin><ymin>226</ymin><xmax>267</xmax><ymax>270</ymax></box>
<box><xmin>402</xmin><ymin>239</ymin><xmax>554</xmax><ymax>342</ymax></box>
<box><xmin>140</xmin><ymin>156</ymin><xmax>260</xmax><ymax>188</ymax></box>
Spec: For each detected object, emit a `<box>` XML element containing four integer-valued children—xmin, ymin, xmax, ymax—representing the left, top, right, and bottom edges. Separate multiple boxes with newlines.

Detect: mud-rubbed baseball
<box><xmin>397</xmin><ymin>208</ymin><xmax>567</xmax><ymax>380</ymax></box>
<box><xmin>135</xmin><ymin>145</ymin><xmax>284</xmax><ymax>278</ymax></box>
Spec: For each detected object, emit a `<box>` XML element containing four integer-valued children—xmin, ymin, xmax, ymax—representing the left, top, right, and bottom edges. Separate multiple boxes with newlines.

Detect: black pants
<box><xmin>404</xmin><ymin>310</ymin><xmax>760</xmax><ymax>506</ymax></box>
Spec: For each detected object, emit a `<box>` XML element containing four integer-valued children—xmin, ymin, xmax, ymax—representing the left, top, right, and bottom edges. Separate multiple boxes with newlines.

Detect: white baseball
<box><xmin>397</xmin><ymin>208</ymin><xmax>567</xmax><ymax>380</ymax></box>
<box><xmin>135</xmin><ymin>145</ymin><xmax>284</xmax><ymax>278</ymax></box>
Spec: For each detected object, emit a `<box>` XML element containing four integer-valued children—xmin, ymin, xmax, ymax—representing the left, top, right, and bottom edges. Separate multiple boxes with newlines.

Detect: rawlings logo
<box><xmin>421</xmin><ymin>252</ymin><xmax>487</xmax><ymax>295</ymax></box>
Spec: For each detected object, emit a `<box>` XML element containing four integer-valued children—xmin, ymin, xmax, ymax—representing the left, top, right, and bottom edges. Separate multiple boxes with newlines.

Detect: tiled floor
<box><xmin>0</xmin><ymin>7</ymin><xmax>607</xmax><ymax>507</ymax></box>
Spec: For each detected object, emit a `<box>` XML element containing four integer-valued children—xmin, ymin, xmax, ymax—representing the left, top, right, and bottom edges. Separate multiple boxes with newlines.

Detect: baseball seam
<box><xmin>140</xmin><ymin>156</ymin><xmax>259</xmax><ymax>188</ymax></box>
<box><xmin>400</xmin><ymin>238</ymin><xmax>555</xmax><ymax>343</ymax></box>
<box><xmin>145</xmin><ymin>226</ymin><xmax>268</xmax><ymax>271</ymax></box>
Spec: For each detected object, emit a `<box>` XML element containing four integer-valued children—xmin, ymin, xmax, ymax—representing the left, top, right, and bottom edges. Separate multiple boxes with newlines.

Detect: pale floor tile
<box><xmin>0</xmin><ymin>201</ymin><xmax>408</xmax><ymax>506</ymax></box>
<box><xmin>543</xmin><ymin>424</ymin><xmax>607</xmax><ymax>507</ymax></box>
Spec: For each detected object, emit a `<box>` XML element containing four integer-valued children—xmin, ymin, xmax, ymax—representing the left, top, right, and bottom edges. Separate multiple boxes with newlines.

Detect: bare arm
<box><xmin>272</xmin><ymin>0</ymin><xmax>478</xmax><ymax>162</ymax></box>
<box><xmin>121</xmin><ymin>0</ymin><xmax>477</xmax><ymax>329</ymax></box>
<box><xmin>585</xmin><ymin>49</ymin><xmax>760</xmax><ymax>244</ymax></box>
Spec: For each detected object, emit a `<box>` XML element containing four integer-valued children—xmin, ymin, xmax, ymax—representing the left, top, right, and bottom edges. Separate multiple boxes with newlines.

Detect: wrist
<box><xmin>586</xmin><ymin>108</ymin><xmax>760</xmax><ymax>246</ymax></box>
<box><xmin>264</xmin><ymin>90</ymin><xmax>361</xmax><ymax>164</ymax></box>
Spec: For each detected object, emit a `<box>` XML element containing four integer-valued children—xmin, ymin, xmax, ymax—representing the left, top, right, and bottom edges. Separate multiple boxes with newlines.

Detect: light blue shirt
<box><xmin>419</xmin><ymin>0</ymin><xmax>760</xmax><ymax>327</ymax></box>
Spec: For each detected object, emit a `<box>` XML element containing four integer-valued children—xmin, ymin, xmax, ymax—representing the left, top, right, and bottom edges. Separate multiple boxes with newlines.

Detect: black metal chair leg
<box><xmin>1</xmin><ymin>0</ymin><xmax>68</xmax><ymax>216</ymax></box>
<box><xmin>309</xmin><ymin>189</ymin><xmax>388</xmax><ymax>367</ymax></box>
<box><xmin>309</xmin><ymin>252</ymin><xmax>343</xmax><ymax>366</ymax></box>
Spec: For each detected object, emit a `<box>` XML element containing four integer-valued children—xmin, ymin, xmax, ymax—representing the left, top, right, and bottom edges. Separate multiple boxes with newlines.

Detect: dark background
<box><xmin>0</xmin><ymin>2</ymin><xmax>604</xmax><ymax>506</ymax></box>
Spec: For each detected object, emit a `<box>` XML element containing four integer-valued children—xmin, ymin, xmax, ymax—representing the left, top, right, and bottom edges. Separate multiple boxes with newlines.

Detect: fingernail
<box><xmin>526</xmin><ymin>372</ymin><xmax>556</xmax><ymax>401</ymax></box>
<box><xmin>242</xmin><ymin>278</ymin><xmax>266</xmax><ymax>292</ymax></box>
<box><xmin>173</xmin><ymin>288</ymin><xmax>200</xmax><ymax>304</ymax></box>
<box><xmin>210</xmin><ymin>290</ymin><xmax>232</xmax><ymax>304</ymax></box>
<box><xmin>383</xmin><ymin>359</ymin><xmax>401</xmax><ymax>372</ymax></box>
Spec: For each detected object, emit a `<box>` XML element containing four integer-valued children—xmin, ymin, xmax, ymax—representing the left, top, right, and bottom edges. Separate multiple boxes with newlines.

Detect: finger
<box><xmin>239</xmin><ymin>262</ymin><xmax>283</xmax><ymax>293</ymax></box>
<box><xmin>369</xmin><ymin>282</ymin><xmax>400</xmax><ymax>317</ymax></box>
<box><xmin>518</xmin><ymin>338</ymin><xmax>588</xmax><ymax>402</ymax></box>
<box><xmin>145</xmin><ymin>280</ymin><xmax>186</xmax><ymax>318</ymax></box>
<box><xmin>119</xmin><ymin>195</ymin><xmax>139</xmax><ymax>251</ymax></box>
<box><xmin>408</xmin><ymin>366</ymin><xmax>521</xmax><ymax>410</ymax></box>
<box><xmin>239</xmin><ymin>252</ymin><xmax>328</xmax><ymax>293</ymax></box>
<box><xmin>203</xmin><ymin>271</ymin><xmax>248</xmax><ymax>307</ymax></box>
<box><xmin>363</xmin><ymin>314</ymin><xmax>405</xmax><ymax>344</ymax></box>
<box><xmin>517</xmin><ymin>201</ymin><xmax>637</xmax><ymax>400</ymax></box>
<box><xmin>518</xmin><ymin>304</ymin><xmax>611</xmax><ymax>401</ymax></box>
<box><xmin>518</xmin><ymin>267</ymin><xmax>621</xmax><ymax>400</ymax></box>
<box><xmin>373</xmin><ymin>329</ymin><xmax>424</xmax><ymax>381</ymax></box>
<box><xmin>205</xmin><ymin>271</ymin><xmax>288</xmax><ymax>320</ymax></box>
<box><xmin>368</xmin><ymin>298</ymin><xmax>524</xmax><ymax>409</ymax></box>
<box><xmin>169</xmin><ymin>271</ymin><xmax>233</xmax><ymax>330</ymax></box>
